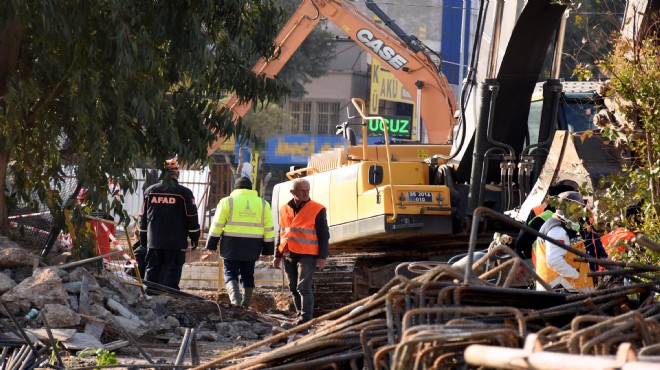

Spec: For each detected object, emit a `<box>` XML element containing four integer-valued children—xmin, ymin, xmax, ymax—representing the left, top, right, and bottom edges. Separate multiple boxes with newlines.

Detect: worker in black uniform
<box><xmin>139</xmin><ymin>156</ymin><xmax>200</xmax><ymax>290</ymax></box>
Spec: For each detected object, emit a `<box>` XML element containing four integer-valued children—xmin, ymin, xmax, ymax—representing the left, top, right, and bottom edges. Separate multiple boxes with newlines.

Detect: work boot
<box><xmin>241</xmin><ymin>287</ymin><xmax>254</xmax><ymax>309</ymax></box>
<box><xmin>225</xmin><ymin>281</ymin><xmax>242</xmax><ymax>306</ymax></box>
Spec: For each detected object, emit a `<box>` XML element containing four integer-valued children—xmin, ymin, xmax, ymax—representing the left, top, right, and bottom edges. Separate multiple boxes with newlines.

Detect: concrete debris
<box><xmin>1</xmin><ymin>267</ymin><xmax>69</xmax><ymax>315</ymax></box>
<box><xmin>0</xmin><ymin>272</ymin><xmax>16</xmax><ymax>293</ymax></box>
<box><xmin>0</xmin><ymin>245</ymin><xmax>285</xmax><ymax>369</ymax></box>
<box><xmin>42</xmin><ymin>303</ymin><xmax>81</xmax><ymax>327</ymax></box>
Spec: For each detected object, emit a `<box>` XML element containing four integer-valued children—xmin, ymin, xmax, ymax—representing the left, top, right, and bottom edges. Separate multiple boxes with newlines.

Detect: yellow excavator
<box><xmin>221</xmin><ymin>0</ymin><xmax>631</xmax><ymax>309</ymax></box>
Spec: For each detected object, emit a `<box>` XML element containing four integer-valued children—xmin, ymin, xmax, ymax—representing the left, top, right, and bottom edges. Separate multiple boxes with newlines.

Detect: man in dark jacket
<box><xmin>204</xmin><ymin>176</ymin><xmax>274</xmax><ymax>309</ymax></box>
<box><xmin>139</xmin><ymin>157</ymin><xmax>200</xmax><ymax>290</ymax></box>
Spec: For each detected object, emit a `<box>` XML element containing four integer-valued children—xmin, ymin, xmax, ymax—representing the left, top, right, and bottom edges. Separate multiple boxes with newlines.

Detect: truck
<box><xmin>220</xmin><ymin>0</ymin><xmax>629</xmax><ymax>310</ymax></box>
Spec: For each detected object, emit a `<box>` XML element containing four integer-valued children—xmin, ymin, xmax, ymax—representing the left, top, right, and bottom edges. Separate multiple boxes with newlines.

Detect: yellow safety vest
<box><xmin>209</xmin><ymin>189</ymin><xmax>274</xmax><ymax>242</ymax></box>
<box><xmin>535</xmin><ymin>223</ymin><xmax>593</xmax><ymax>292</ymax></box>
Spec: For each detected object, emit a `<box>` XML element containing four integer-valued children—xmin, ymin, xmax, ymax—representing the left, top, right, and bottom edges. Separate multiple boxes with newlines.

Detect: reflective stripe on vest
<box><xmin>278</xmin><ymin>201</ymin><xmax>325</xmax><ymax>255</ymax></box>
<box><xmin>209</xmin><ymin>192</ymin><xmax>275</xmax><ymax>241</ymax></box>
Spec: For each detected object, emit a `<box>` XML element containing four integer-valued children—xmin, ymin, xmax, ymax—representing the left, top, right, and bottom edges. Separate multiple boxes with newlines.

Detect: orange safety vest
<box><xmin>535</xmin><ymin>220</ymin><xmax>593</xmax><ymax>292</ymax></box>
<box><xmin>600</xmin><ymin>227</ymin><xmax>635</xmax><ymax>258</ymax></box>
<box><xmin>278</xmin><ymin>200</ymin><xmax>325</xmax><ymax>256</ymax></box>
<box><xmin>532</xmin><ymin>204</ymin><xmax>546</xmax><ymax>216</ymax></box>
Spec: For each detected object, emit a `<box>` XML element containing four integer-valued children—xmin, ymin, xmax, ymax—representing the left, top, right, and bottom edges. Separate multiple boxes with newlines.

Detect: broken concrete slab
<box><xmin>111</xmin><ymin>315</ymin><xmax>148</xmax><ymax>338</ymax></box>
<box><xmin>26</xmin><ymin>328</ymin><xmax>76</xmax><ymax>342</ymax></box>
<box><xmin>0</xmin><ymin>248</ymin><xmax>40</xmax><ymax>269</ymax></box>
<box><xmin>0</xmin><ymin>271</ymin><xmax>16</xmax><ymax>293</ymax></box>
<box><xmin>83</xmin><ymin>321</ymin><xmax>105</xmax><ymax>340</ymax></box>
<box><xmin>106</xmin><ymin>298</ymin><xmax>142</xmax><ymax>323</ymax></box>
<box><xmin>1</xmin><ymin>267</ymin><xmax>69</xmax><ymax>315</ymax></box>
<box><xmin>43</xmin><ymin>303</ymin><xmax>81</xmax><ymax>328</ymax></box>
<box><xmin>61</xmin><ymin>332</ymin><xmax>104</xmax><ymax>351</ymax></box>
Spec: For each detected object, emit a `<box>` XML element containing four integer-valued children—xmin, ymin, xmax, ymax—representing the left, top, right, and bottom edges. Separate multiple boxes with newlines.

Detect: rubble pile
<box><xmin>195</xmin><ymin>243</ymin><xmax>660</xmax><ymax>370</ymax></box>
<box><xmin>0</xmin><ymin>237</ymin><xmax>279</xmax><ymax>368</ymax></box>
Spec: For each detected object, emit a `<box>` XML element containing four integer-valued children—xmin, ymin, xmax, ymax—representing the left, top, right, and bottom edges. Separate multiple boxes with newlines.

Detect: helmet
<box><xmin>164</xmin><ymin>156</ymin><xmax>179</xmax><ymax>171</ymax></box>
<box><xmin>558</xmin><ymin>191</ymin><xmax>584</xmax><ymax>204</ymax></box>
<box><xmin>164</xmin><ymin>156</ymin><xmax>180</xmax><ymax>178</ymax></box>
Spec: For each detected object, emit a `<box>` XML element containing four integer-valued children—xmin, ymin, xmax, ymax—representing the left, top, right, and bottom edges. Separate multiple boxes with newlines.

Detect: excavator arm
<box><xmin>211</xmin><ymin>0</ymin><xmax>458</xmax><ymax>155</ymax></box>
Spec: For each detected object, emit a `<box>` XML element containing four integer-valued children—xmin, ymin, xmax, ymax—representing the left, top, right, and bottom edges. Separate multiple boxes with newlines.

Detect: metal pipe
<box><xmin>550</xmin><ymin>9</ymin><xmax>569</xmax><ymax>79</ymax></box>
<box><xmin>459</xmin><ymin>0</ymin><xmax>468</xmax><ymax>88</ymax></box>
<box><xmin>175</xmin><ymin>328</ymin><xmax>192</xmax><ymax>368</ymax></box>
<box><xmin>416</xmin><ymin>81</ymin><xmax>423</xmax><ymax>142</ymax></box>
<box><xmin>486</xmin><ymin>0</ymin><xmax>506</xmax><ymax>78</ymax></box>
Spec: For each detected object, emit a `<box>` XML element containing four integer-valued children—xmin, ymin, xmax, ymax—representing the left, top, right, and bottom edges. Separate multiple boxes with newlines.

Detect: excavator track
<box><xmin>312</xmin><ymin>236</ymin><xmax>498</xmax><ymax>316</ymax></box>
<box><xmin>313</xmin><ymin>255</ymin><xmax>358</xmax><ymax>314</ymax></box>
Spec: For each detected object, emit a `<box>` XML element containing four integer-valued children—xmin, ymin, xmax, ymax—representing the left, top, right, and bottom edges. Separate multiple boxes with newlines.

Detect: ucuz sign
<box><xmin>366</xmin><ymin>116</ymin><xmax>412</xmax><ymax>140</ymax></box>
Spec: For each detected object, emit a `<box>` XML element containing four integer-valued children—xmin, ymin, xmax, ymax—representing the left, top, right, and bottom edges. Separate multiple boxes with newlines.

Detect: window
<box><xmin>317</xmin><ymin>102</ymin><xmax>340</xmax><ymax>135</ymax></box>
<box><xmin>289</xmin><ymin>100</ymin><xmax>312</xmax><ymax>133</ymax></box>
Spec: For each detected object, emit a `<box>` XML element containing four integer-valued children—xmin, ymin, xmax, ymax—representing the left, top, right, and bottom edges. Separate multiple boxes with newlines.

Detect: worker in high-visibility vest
<box><xmin>273</xmin><ymin>178</ymin><xmax>330</xmax><ymax>328</ymax></box>
<box><xmin>514</xmin><ymin>183</ymin><xmax>576</xmax><ymax>260</ymax></box>
<box><xmin>534</xmin><ymin>191</ymin><xmax>594</xmax><ymax>292</ymax></box>
<box><xmin>205</xmin><ymin>176</ymin><xmax>275</xmax><ymax>309</ymax></box>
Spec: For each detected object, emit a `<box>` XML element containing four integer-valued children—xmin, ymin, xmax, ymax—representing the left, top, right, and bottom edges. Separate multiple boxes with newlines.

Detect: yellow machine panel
<box><xmin>328</xmin><ymin>165</ymin><xmax>359</xmax><ymax>226</ymax></box>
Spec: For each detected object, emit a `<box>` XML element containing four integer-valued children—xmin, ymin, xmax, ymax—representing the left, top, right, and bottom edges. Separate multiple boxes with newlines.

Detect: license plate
<box><xmin>408</xmin><ymin>191</ymin><xmax>433</xmax><ymax>203</ymax></box>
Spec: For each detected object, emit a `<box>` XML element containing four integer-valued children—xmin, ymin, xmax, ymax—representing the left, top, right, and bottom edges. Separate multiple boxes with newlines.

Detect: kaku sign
<box><xmin>370</xmin><ymin>59</ymin><xmax>414</xmax><ymax>108</ymax></box>
<box><xmin>367</xmin><ymin>115</ymin><xmax>412</xmax><ymax>140</ymax></box>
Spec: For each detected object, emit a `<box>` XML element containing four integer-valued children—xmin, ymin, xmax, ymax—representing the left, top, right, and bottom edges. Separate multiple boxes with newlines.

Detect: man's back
<box><xmin>141</xmin><ymin>179</ymin><xmax>200</xmax><ymax>250</ymax></box>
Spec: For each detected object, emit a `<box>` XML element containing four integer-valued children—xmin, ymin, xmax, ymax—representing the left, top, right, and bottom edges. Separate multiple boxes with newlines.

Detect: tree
<box><xmin>275</xmin><ymin>0</ymin><xmax>335</xmax><ymax>98</ymax></box>
<box><xmin>590</xmin><ymin>11</ymin><xmax>660</xmax><ymax>264</ymax></box>
<box><xmin>0</xmin><ymin>1</ymin><xmax>291</xmax><ymax>235</ymax></box>
<box><xmin>243</xmin><ymin>104</ymin><xmax>292</xmax><ymax>147</ymax></box>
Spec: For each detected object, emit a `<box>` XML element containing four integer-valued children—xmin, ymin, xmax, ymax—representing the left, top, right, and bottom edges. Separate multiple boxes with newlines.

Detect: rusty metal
<box><xmin>190</xmin><ymin>207</ymin><xmax>660</xmax><ymax>370</ymax></box>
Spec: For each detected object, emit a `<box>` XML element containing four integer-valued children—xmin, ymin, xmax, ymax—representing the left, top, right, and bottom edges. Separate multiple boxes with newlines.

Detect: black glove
<box><xmin>205</xmin><ymin>236</ymin><xmax>220</xmax><ymax>251</ymax></box>
<box><xmin>261</xmin><ymin>241</ymin><xmax>274</xmax><ymax>256</ymax></box>
<box><xmin>190</xmin><ymin>240</ymin><xmax>198</xmax><ymax>250</ymax></box>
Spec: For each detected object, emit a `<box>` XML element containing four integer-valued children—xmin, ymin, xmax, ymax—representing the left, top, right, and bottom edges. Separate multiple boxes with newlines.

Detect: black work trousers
<box><xmin>145</xmin><ymin>248</ymin><xmax>186</xmax><ymax>290</ymax></box>
<box><xmin>283</xmin><ymin>254</ymin><xmax>317</xmax><ymax>323</ymax></box>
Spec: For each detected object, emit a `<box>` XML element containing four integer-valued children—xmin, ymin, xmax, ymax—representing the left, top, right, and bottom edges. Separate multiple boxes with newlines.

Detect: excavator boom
<box><xmin>213</xmin><ymin>0</ymin><xmax>457</xmax><ymax>155</ymax></box>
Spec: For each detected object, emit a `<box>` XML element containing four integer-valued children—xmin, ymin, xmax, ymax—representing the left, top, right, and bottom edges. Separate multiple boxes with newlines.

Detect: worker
<box><xmin>534</xmin><ymin>191</ymin><xmax>594</xmax><ymax>292</ymax></box>
<box><xmin>514</xmin><ymin>182</ymin><xmax>577</xmax><ymax>260</ymax></box>
<box><xmin>204</xmin><ymin>176</ymin><xmax>275</xmax><ymax>309</ymax></box>
<box><xmin>273</xmin><ymin>178</ymin><xmax>330</xmax><ymax>327</ymax></box>
<box><xmin>139</xmin><ymin>157</ymin><xmax>200</xmax><ymax>290</ymax></box>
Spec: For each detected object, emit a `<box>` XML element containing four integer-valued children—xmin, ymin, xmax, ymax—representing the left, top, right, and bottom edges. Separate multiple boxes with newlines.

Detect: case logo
<box><xmin>356</xmin><ymin>29</ymin><xmax>409</xmax><ymax>70</ymax></box>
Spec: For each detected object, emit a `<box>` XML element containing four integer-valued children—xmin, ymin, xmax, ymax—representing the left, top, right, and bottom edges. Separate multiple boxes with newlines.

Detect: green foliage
<box><xmin>0</xmin><ymin>1</ymin><xmax>291</xmax><ymax>233</ymax></box>
<box><xmin>243</xmin><ymin>104</ymin><xmax>292</xmax><ymax>148</ymax></box>
<box><xmin>95</xmin><ymin>349</ymin><xmax>118</xmax><ymax>367</ymax></box>
<box><xmin>591</xmin><ymin>30</ymin><xmax>660</xmax><ymax>262</ymax></box>
<box><xmin>275</xmin><ymin>0</ymin><xmax>335</xmax><ymax>98</ymax></box>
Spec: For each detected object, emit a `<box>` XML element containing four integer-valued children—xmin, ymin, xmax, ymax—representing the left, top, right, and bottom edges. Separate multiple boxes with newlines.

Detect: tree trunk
<box><xmin>0</xmin><ymin>150</ymin><xmax>10</xmax><ymax>235</ymax></box>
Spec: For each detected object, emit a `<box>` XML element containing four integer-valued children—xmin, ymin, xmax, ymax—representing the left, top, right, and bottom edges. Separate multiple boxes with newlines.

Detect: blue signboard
<box><xmin>234</xmin><ymin>135</ymin><xmax>386</xmax><ymax>165</ymax></box>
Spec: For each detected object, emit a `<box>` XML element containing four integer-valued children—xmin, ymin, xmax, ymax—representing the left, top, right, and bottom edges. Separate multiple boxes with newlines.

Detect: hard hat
<box><xmin>164</xmin><ymin>156</ymin><xmax>180</xmax><ymax>179</ymax></box>
<box><xmin>164</xmin><ymin>156</ymin><xmax>179</xmax><ymax>172</ymax></box>
<box><xmin>558</xmin><ymin>191</ymin><xmax>584</xmax><ymax>204</ymax></box>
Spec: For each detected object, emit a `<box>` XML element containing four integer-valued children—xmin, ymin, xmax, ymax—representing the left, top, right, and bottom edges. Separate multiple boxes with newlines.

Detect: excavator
<box><xmin>217</xmin><ymin>0</ymin><xmax>630</xmax><ymax>310</ymax></box>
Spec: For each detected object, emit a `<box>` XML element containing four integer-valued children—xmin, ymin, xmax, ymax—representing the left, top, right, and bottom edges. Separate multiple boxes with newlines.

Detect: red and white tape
<box><xmin>9</xmin><ymin>221</ymin><xmax>50</xmax><ymax>235</ymax></box>
<box><xmin>99</xmin><ymin>222</ymin><xmax>138</xmax><ymax>268</ymax></box>
<box><xmin>8</xmin><ymin>211</ymin><xmax>51</xmax><ymax>220</ymax></box>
